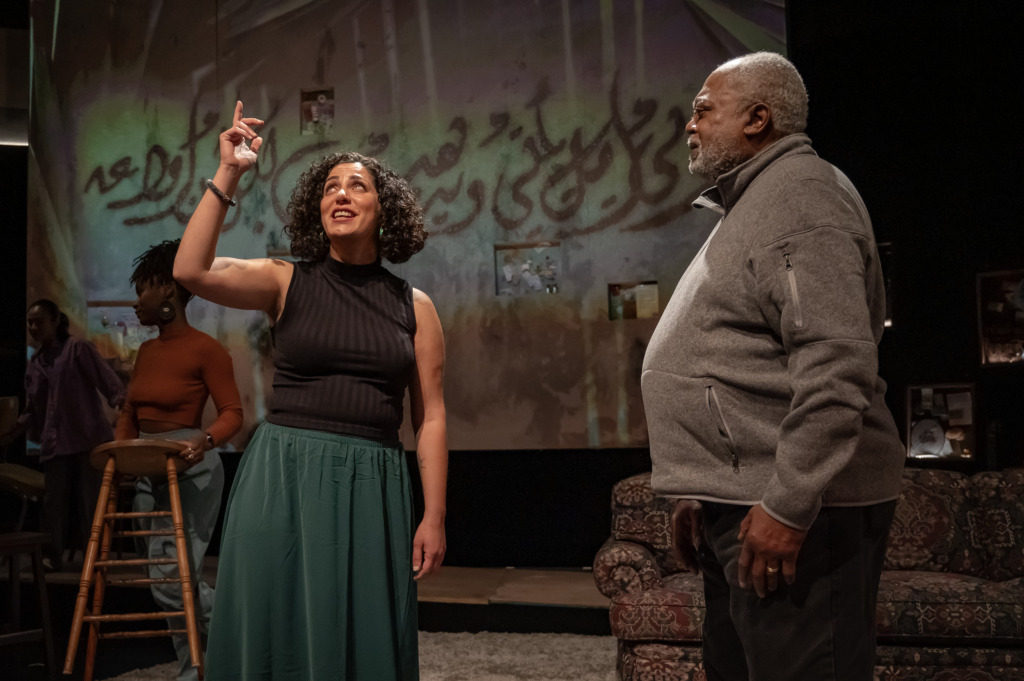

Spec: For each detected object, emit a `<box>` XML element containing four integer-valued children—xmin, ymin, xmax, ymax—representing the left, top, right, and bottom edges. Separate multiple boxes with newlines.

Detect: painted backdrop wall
<box><xmin>28</xmin><ymin>0</ymin><xmax>785</xmax><ymax>450</ymax></box>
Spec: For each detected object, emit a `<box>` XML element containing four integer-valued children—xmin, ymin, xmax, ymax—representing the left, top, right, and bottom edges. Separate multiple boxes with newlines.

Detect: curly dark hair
<box><xmin>283</xmin><ymin>151</ymin><xmax>426</xmax><ymax>264</ymax></box>
<box><xmin>130</xmin><ymin>239</ymin><xmax>194</xmax><ymax>305</ymax></box>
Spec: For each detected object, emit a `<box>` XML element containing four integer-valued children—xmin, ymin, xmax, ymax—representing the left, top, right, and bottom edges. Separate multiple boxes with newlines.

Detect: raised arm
<box><xmin>408</xmin><ymin>288</ymin><xmax>448</xmax><ymax>580</ymax></box>
<box><xmin>174</xmin><ymin>101</ymin><xmax>292</xmax><ymax>320</ymax></box>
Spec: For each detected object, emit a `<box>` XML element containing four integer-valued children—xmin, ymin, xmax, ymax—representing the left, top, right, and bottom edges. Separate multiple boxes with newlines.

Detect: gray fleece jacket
<box><xmin>641</xmin><ymin>133</ymin><xmax>905</xmax><ymax>531</ymax></box>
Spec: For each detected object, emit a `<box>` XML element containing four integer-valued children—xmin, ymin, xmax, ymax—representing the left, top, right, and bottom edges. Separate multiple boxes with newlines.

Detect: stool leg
<box><xmin>7</xmin><ymin>544</ymin><xmax>19</xmax><ymax>631</ymax></box>
<box><xmin>83</xmin><ymin>472</ymin><xmax>119</xmax><ymax>681</ymax></box>
<box><xmin>16</xmin><ymin>495</ymin><xmax>28</xmax><ymax>532</ymax></box>
<box><xmin>64</xmin><ymin>454</ymin><xmax>116</xmax><ymax>675</ymax></box>
<box><xmin>166</xmin><ymin>456</ymin><xmax>203</xmax><ymax>680</ymax></box>
<box><xmin>29</xmin><ymin>542</ymin><xmax>57</xmax><ymax>681</ymax></box>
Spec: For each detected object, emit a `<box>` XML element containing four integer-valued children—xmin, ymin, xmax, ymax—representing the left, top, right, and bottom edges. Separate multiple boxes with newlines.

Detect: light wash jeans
<box><xmin>134</xmin><ymin>428</ymin><xmax>224</xmax><ymax>681</ymax></box>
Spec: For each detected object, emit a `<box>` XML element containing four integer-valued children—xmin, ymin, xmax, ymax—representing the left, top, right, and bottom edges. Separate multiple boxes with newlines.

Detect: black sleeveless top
<box><xmin>266</xmin><ymin>258</ymin><xmax>417</xmax><ymax>442</ymax></box>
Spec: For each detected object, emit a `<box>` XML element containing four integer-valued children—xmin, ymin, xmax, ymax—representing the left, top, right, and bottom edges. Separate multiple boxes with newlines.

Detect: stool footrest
<box><xmin>99</xmin><ymin>628</ymin><xmax>188</xmax><ymax>640</ymax></box>
<box><xmin>0</xmin><ymin>628</ymin><xmax>44</xmax><ymax>645</ymax></box>
<box><xmin>106</xmin><ymin>511</ymin><xmax>173</xmax><ymax>519</ymax></box>
<box><xmin>84</xmin><ymin>610</ymin><xmax>185</xmax><ymax>623</ymax></box>
<box><xmin>117</xmin><ymin>529</ymin><xmax>176</xmax><ymax>538</ymax></box>
<box><xmin>95</xmin><ymin>557</ymin><xmax>177</xmax><ymax>567</ymax></box>
<box><xmin>107</xmin><ymin>577</ymin><xmax>183</xmax><ymax>586</ymax></box>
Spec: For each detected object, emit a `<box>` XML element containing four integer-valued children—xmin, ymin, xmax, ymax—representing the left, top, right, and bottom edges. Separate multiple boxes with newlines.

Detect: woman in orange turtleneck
<box><xmin>116</xmin><ymin>239</ymin><xmax>242</xmax><ymax>681</ymax></box>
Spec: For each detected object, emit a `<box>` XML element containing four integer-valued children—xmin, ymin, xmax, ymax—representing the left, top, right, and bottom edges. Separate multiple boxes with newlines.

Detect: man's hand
<box><xmin>670</xmin><ymin>499</ymin><xmax>704</xmax><ymax>573</ymax></box>
<box><xmin>737</xmin><ymin>504</ymin><xmax>806</xmax><ymax>597</ymax></box>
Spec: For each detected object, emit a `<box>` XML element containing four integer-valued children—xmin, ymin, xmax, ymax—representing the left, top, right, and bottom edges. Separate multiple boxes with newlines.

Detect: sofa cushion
<box><xmin>876</xmin><ymin>572</ymin><xmax>1024</xmax><ymax>643</ymax></box>
<box><xmin>884</xmin><ymin>468</ymin><xmax>983</xmax><ymax>575</ymax></box>
<box><xmin>612</xmin><ymin>474</ymin><xmax>672</xmax><ymax>549</ymax></box>
<box><xmin>610</xmin><ymin>572</ymin><xmax>705</xmax><ymax>641</ymax></box>
<box><xmin>968</xmin><ymin>470</ymin><xmax>1024</xmax><ymax>581</ymax></box>
<box><xmin>611</xmin><ymin>473</ymin><xmax>688</xmax><ymax>573</ymax></box>
<box><xmin>875</xmin><ymin>644</ymin><xmax>1024</xmax><ymax>675</ymax></box>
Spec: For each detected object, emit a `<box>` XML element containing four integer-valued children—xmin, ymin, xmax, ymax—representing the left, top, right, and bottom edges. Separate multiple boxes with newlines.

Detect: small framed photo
<box><xmin>300</xmin><ymin>88</ymin><xmax>335</xmax><ymax>135</ymax></box>
<box><xmin>977</xmin><ymin>269</ymin><xmax>1024</xmax><ymax>365</ymax></box>
<box><xmin>494</xmin><ymin>242</ymin><xmax>561</xmax><ymax>296</ymax></box>
<box><xmin>905</xmin><ymin>384</ymin><xmax>975</xmax><ymax>460</ymax></box>
<box><xmin>607</xmin><ymin>281</ymin><xmax>659</xmax><ymax>320</ymax></box>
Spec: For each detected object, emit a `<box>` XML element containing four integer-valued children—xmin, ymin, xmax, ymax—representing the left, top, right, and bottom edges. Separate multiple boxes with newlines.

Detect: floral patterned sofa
<box><xmin>593</xmin><ymin>467</ymin><xmax>1024</xmax><ymax>681</ymax></box>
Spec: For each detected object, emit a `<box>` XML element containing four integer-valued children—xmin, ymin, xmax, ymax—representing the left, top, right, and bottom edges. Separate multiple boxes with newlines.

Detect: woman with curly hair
<box><xmin>174</xmin><ymin>101</ymin><xmax>447</xmax><ymax>681</ymax></box>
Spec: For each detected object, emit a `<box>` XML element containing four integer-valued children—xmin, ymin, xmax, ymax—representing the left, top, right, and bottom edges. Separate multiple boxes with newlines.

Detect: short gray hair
<box><xmin>717</xmin><ymin>52</ymin><xmax>808</xmax><ymax>136</ymax></box>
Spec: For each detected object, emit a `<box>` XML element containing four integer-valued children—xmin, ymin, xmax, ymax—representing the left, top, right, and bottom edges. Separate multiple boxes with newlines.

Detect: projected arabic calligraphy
<box><xmin>30</xmin><ymin>0</ymin><xmax>786</xmax><ymax>449</ymax></box>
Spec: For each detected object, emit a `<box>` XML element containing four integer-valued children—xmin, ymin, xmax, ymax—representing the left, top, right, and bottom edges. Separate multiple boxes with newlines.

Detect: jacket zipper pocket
<box><xmin>784</xmin><ymin>253</ymin><xmax>804</xmax><ymax>328</ymax></box>
<box><xmin>705</xmin><ymin>384</ymin><xmax>740</xmax><ymax>473</ymax></box>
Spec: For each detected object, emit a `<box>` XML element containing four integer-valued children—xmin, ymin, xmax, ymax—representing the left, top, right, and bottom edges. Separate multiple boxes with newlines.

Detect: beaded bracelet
<box><xmin>203</xmin><ymin>178</ymin><xmax>237</xmax><ymax>207</ymax></box>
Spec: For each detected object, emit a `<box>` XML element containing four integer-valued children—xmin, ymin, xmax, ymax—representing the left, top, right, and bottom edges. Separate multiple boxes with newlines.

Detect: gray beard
<box><xmin>688</xmin><ymin>135</ymin><xmax>749</xmax><ymax>180</ymax></box>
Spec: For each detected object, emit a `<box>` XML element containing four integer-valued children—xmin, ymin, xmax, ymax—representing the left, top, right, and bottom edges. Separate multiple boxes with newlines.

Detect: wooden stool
<box><xmin>63</xmin><ymin>439</ymin><xmax>203</xmax><ymax>681</ymax></box>
<box><xmin>0</xmin><ymin>532</ymin><xmax>57</xmax><ymax>680</ymax></box>
<box><xmin>0</xmin><ymin>463</ymin><xmax>45</xmax><ymax>532</ymax></box>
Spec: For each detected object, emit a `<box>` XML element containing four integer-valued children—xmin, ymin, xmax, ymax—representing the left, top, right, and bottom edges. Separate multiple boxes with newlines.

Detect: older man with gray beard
<box><xmin>641</xmin><ymin>52</ymin><xmax>905</xmax><ymax>681</ymax></box>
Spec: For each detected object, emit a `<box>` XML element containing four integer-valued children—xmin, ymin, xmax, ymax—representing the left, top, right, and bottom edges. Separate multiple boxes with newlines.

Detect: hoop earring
<box><xmin>157</xmin><ymin>303</ymin><xmax>176</xmax><ymax>322</ymax></box>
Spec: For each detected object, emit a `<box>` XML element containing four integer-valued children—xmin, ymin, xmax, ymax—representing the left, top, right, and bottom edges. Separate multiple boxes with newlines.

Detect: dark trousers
<box><xmin>41</xmin><ymin>452</ymin><xmax>101</xmax><ymax>568</ymax></box>
<box><xmin>698</xmin><ymin>501</ymin><xmax>896</xmax><ymax>681</ymax></box>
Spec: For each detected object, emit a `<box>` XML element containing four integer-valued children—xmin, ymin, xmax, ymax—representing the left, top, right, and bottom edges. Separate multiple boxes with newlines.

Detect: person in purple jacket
<box><xmin>0</xmin><ymin>299</ymin><xmax>125</xmax><ymax>570</ymax></box>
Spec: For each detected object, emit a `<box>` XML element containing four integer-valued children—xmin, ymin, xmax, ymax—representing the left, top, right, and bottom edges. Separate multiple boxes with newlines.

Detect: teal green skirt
<box><xmin>205</xmin><ymin>422</ymin><xmax>418</xmax><ymax>680</ymax></box>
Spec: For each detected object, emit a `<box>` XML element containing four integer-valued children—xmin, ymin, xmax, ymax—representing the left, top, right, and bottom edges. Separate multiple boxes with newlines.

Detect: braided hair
<box><xmin>130</xmin><ymin>239</ymin><xmax>194</xmax><ymax>305</ymax></box>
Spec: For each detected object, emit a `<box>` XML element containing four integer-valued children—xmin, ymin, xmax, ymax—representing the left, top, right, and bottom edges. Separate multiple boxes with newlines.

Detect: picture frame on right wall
<box><xmin>977</xmin><ymin>269</ymin><xmax>1024</xmax><ymax>366</ymax></box>
<box><xmin>906</xmin><ymin>384</ymin><xmax>975</xmax><ymax>460</ymax></box>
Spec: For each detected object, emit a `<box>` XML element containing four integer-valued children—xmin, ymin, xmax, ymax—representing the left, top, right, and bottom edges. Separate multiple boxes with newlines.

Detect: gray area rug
<box><xmin>99</xmin><ymin>631</ymin><xmax>619</xmax><ymax>681</ymax></box>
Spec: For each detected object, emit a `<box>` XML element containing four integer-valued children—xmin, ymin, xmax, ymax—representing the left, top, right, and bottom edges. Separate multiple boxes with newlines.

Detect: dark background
<box><xmin>1</xmin><ymin>1</ymin><xmax>1020</xmax><ymax>568</ymax></box>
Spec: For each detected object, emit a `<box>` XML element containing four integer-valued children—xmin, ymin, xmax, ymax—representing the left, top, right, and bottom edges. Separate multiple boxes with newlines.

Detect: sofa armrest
<box><xmin>593</xmin><ymin>537</ymin><xmax>663</xmax><ymax>599</ymax></box>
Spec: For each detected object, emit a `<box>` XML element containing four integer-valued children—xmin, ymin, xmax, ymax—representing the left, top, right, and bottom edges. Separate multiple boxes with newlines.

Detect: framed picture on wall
<box><xmin>977</xmin><ymin>269</ymin><xmax>1024</xmax><ymax>365</ymax></box>
<box><xmin>493</xmin><ymin>241</ymin><xmax>561</xmax><ymax>296</ymax></box>
<box><xmin>607</xmin><ymin>281</ymin><xmax>659</xmax><ymax>320</ymax></box>
<box><xmin>300</xmin><ymin>88</ymin><xmax>335</xmax><ymax>135</ymax></box>
<box><xmin>905</xmin><ymin>384</ymin><xmax>975</xmax><ymax>460</ymax></box>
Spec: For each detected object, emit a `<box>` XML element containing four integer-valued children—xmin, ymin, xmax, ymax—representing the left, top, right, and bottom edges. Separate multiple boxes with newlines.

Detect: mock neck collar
<box><xmin>321</xmin><ymin>256</ymin><xmax>385</xmax><ymax>278</ymax></box>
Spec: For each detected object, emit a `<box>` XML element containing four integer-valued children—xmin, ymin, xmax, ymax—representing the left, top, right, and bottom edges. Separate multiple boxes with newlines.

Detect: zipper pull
<box><xmin>784</xmin><ymin>253</ymin><xmax>793</xmax><ymax>270</ymax></box>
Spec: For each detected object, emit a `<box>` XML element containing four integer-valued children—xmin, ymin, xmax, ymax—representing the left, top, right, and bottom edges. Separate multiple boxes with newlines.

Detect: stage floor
<box><xmin>2</xmin><ymin>555</ymin><xmax>612</xmax><ymax>679</ymax></box>
<box><xmin>23</xmin><ymin>554</ymin><xmax>609</xmax><ymax>610</ymax></box>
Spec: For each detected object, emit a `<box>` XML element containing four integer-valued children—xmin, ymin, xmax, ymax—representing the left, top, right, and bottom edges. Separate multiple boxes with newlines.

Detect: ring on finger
<box><xmin>766</xmin><ymin>565</ymin><xmax>779</xmax><ymax>574</ymax></box>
